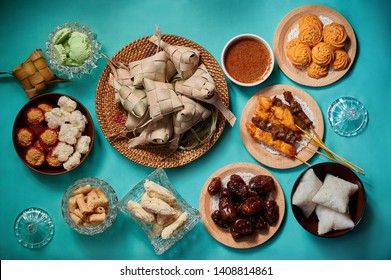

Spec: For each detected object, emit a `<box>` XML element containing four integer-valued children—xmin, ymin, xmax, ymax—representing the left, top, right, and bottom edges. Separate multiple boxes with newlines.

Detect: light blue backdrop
<box><xmin>1</xmin><ymin>0</ymin><xmax>390</xmax><ymax>260</ymax></box>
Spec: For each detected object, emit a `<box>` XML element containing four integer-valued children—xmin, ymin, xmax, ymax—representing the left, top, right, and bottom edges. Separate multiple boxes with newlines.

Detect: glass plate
<box><xmin>118</xmin><ymin>168</ymin><xmax>201</xmax><ymax>255</ymax></box>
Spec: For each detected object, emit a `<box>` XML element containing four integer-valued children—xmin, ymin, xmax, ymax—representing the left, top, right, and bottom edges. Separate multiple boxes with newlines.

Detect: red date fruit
<box><xmin>218</xmin><ymin>197</ymin><xmax>237</xmax><ymax>222</ymax></box>
<box><xmin>230</xmin><ymin>228</ymin><xmax>242</xmax><ymax>240</ymax></box>
<box><xmin>250</xmin><ymin>214</ymin><xmax>267</xmax><ymax>230</ymax></box>
<box><xmin>227</xmin><ymin>174</ymin><xmax>248</xmax><ymax>200</ymax></box>
<box><xmin>207</xmin><ymin>177</ymin><xmax>222</xmax><ymax>195</ymax></box>
<box><xmin>219</xmin><ymin>188</ymin><xmax>232</xmax><ymax>199</ymax></box>
<box><xmin>248</xmin><ymin>175</ymin><xmax>275</xmax><ymax>196</ymax></box>
<box><xmin>232</xmin><ymin>218</ymin><xmax>254</xmax><ymax>235</ymax></box>
<box><xmin>209</xmin><ymin>172</ymin><xmax>279</xmax><ymax>243</ymax></box>
<box><xmin>238</xmin><ymin>196</ymin><xmax>264</xmax><ymax>216</ymax></box>
<box><xmin>263</xmin><ymin>199</ymin><xmax>279</xmax><ymax>225</ymax></box>
<box><xmin>211</xmin><ymin>210</ymin><xmax>229</xmax><ymax>228</ymax></box>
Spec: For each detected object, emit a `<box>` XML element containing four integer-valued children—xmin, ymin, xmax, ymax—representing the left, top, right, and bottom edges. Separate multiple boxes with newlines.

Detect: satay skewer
<box><xmin>283</xmin><ymin>92</ymin><xmax>364</xmax><ymax>174</ymax></box>
<box><xmin>295</xmin><ymin>140</ymin><xmax>365</xmax><ymax>175</ymax></box>
<box><xmin>301</xmin><ymin>126</ymin><xmax>364</xmax><ymax>172</ymax></box>
<box><xmin>309</xmin><ymin>125</ymin><xmax>364</xmax><ymax>172</ymax></box>
<box><xmin>251</xmin><ymin>94</ymin><xmax>364</xmax><ymax>174</ymax></box>
<box><xmin>294</xmin><ymin>155</ymin><xmax>311</xmax><ymax>167</ymax></box>
<box><xmin>296</xmin><ymin>125</ymin><xmax>365</xmax><ymax>175</ymax></box>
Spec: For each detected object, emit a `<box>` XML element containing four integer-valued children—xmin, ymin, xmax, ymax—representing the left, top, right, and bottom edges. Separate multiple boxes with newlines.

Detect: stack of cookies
<box><xmin>286</xmin><ymin>15</ymin><xmax>350</xmax><ymax>79</ymax></box>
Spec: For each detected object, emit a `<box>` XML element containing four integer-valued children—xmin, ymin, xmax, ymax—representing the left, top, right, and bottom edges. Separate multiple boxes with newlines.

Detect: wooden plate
<box><xmin>240</xmin><ymin>84</ymin><xmax>324</xmax><ymax>169</ymax></box>
<box><xmin>273</xmin><ymin>4</ymin><xmax>357</xmax><ymax>87</ymax></box>
<box><xmin>199</xmin><ymin>162</ymin><xmax>285</xmax><ymax>249</ymax></box>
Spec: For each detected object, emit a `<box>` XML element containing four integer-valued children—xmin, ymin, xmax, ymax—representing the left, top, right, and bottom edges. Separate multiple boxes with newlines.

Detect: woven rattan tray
<box><xmin>96</xmin><ymin>34</ymin><xmax>229</xmax><ymax>168</ymax></box>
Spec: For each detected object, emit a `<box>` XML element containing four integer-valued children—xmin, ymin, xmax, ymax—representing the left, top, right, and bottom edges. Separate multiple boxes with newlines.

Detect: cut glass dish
<box><xmin>61</xmin><ymin>177</ymin><xmax>118</xmax><ymax>235</ymax></box>
<box><xmin>14</xmin><ymin>207</ymin><xmax>54</xmax><ymax>249</ymax></box>
<box><xmin>46</xmin><ymin>22</ymin><xmax>102</xmax><ymax>79</ymax></box>
<box><xmin>328</xmin><ymin>97</ymin><xmax>368</xmax><ymax>137</ymax></box>
<box><xmin>118</xmin><ymin>168</ymin><xmax>201</xmax><ymax>255</ymax></box>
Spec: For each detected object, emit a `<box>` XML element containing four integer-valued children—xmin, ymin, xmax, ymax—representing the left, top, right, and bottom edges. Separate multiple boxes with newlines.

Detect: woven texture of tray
<box><xmin>96</xmin><ymin>34</ymin><xmax>229</xmax><ymax>168</ymax></box>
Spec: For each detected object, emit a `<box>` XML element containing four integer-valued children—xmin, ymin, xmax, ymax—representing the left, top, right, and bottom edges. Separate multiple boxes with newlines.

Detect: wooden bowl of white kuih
<box><xmin>291</xmin><ymin>162</ymin><xmax>366</xmax><ymax>237</ymax></box>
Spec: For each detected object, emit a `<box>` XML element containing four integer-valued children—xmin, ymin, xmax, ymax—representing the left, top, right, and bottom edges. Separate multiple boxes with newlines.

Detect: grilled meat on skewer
<box><xmin>252</xmin><ymin>117</ymin><xmax>298</xmax><ymax>144</ymax></box>
<box><xmin>271</xmin><ymin>106</ymin><xmax>298</xmax><ymax>132</ymax></box>
<box><xmin>272</xmin><ymin>96</ymin><xmax>283</xmax><ymax>107</ymax></box>
<box><xmin>246</xmin><ymin>123</ymin><xmax>296</xmax><ymax>157</ymax></box>
<box><xmin>293</xmin><ymin>115</ymin><xmax>308</xmax><ymax>131</ymax></box>
<box><xmin>283</xmin><ymin>91</ymin><xmax>312</xmax><ymax>129</ymax></box>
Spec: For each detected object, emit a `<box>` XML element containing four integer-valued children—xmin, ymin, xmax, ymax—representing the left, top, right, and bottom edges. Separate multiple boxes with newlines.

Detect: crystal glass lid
<box><xmin>14</xmin><ymin>207</ymin><xmax>55</xmax><ymax>249</ymax></box>
<box><xmin>328</xmin><ymin>97</ymin><xmax>368</xmax><ymax>137</ymax></box>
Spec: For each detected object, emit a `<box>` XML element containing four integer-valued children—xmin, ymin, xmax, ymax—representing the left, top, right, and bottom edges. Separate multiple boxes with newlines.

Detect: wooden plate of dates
<box><xmin>199</xmin><ymin>162</ymin><xmax>285</xmax><ymax>249</ymax></box>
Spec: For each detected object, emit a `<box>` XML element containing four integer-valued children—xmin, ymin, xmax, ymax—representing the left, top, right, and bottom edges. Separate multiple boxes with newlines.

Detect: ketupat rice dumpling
<box><xmin>149</xmin><ymin>34</ymin><xmax>200</xmax><ymax>80</ymax></box>
<box><xmin>143</xmin><ymin>78</ymin><xmax>184</xmax><ymax>121</ymax></box>
<box><xmin>128</xmin><ymin>115</ymin><xmax>174</xmax><ymax>147</ymax></box>
<box><xmin>175</xmin><ymin>64</ymin><xmax>236</xmax><ymax>126</ymax></box>
<box><xmin>129</xmin><ymin>51</ymin><xmax>168</xmax><ymax>88</ymax></box>
<box><xmin>105</xmin><ymin>26</ymin><xmax>235</xmax><ymax>151</ymax></box>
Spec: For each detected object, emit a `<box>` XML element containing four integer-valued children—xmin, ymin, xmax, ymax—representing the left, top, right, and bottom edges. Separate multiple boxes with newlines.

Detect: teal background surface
<box><xmin>1</xmin><ymin>0</ymin><xmax>390</xmax><ymax>260</ymax></box>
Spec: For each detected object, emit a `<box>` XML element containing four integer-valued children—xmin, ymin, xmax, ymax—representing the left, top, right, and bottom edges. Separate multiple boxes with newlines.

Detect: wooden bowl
<box><xmin>291</xmin><ymin>162</ymin><xmax>366</xmax><ymax>237</ymax></box>
<box><xmin>12</xmin><ymin>93</ymin><xmax>94</xmax><ymax>175</ymax></box>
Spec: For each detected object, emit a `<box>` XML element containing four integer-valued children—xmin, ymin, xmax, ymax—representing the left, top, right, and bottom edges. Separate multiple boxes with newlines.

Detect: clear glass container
<box><xmin>61</xmin><ymin>177</ymin><xmax>118</xmax><ymax>235</ymax></box>
<box><xmin>328</xmin><ymin>97</ymin><xmax>368</xmax><ymax>137</ymax></box>
<box><xmin>46</xmin><ymin>22</ymin><xmax>102</xmax><ymax>79</ymax></box>
<box><xmin>14</xmin><ymin>207</ymin><xmax>54</xmax><ymax>249</ymax></box>
<box><xmin>118</xmin><ymin>168</ymin><xmax>201</xmax><ymax>255</ymax></box>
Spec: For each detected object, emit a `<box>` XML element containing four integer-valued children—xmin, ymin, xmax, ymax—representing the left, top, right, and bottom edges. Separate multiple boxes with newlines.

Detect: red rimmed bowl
<box><xmin>291</xmin><ymin>162</ymin><xmax>366</xmax><ymax>237</ymax></box>
<box><xmin>12</xmin><ymin>93</ymin><xmax>94</xmax><ymax>175</ymax></box>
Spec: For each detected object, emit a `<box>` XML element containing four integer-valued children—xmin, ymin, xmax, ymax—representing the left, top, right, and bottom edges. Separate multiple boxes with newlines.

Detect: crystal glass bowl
<box><xmin>61</xmin><ymin>177</ymin><xmax>118</xmax><ymax>235</ymax></box>
<box><xmin>46</xmin><ymin>22</ymin><xmax>102</xmax><ymax>79</ymax></box>
<box><xmin>118</xmin><ymin>168</ymin><xmax>201</xmax><ymax>255</ymax></box>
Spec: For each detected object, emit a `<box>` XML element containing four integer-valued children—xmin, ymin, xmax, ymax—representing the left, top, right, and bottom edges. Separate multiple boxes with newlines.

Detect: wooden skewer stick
<box><xmin>309</xmin><ymin>125</ymin><xmax>336</xmax><ymax>159</ymax></box>
<box><xmin>294</xmin><ymin>155</ymin><xmax>311</xmax><ymax>167</ymax></box>
<box><xmin>295</xmin><ymin>140</ymin><xmax>365</xmax><ymax>176</ymax></box>
<box><xmin>311</xmin><ymin>127</ymin><xmax>364</xmax><ymax>172</ymax></box>
<box><xmin>310</xmin><ymin>130</ymin><xmax>363</xmax><ymax>172</ymax></box>
<box><xmin>296</xmin><ymin>140</ymin><xmax>335</xmax><ymax>161</ymax></box>
<box><xmin>296</xmin><ymin>125</ymin><xmax>365</xmax><ymax>175</ymax></box>
<box><xmin>300</xmin><ymin>128</ymin><xmax>364</xmax><ymax>173</ymax></box>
